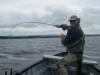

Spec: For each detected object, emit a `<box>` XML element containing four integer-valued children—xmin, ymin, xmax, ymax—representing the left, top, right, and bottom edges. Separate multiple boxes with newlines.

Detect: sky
<box><xmin>0</xmin><ymin>0</ymin><xmax>100</xmax><ymax>35</ymax></box>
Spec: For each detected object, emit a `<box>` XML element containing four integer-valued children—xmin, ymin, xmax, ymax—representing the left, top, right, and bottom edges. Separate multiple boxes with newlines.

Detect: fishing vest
<box><xmin>67</xmin><ymin>36</ymin><xmax>85</xmax><ymax>53</ymax></box>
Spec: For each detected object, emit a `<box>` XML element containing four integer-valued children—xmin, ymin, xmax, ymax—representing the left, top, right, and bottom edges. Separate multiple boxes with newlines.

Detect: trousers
<box><xmin>56</xmin><ymin>53</ymin><xmax>78</xmax><ymax>75</ymax></box>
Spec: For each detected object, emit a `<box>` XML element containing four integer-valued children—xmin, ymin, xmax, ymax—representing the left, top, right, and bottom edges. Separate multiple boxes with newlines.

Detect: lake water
<box><xmin>0</xmin><ymin>36</ymin><xmax>100</xmax><ymax>74</ymax></box>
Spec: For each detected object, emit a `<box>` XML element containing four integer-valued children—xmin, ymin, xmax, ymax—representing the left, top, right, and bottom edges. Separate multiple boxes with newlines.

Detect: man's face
<box><xmin>69</xmin><ymin>20</ymin><xmax>77</xmax><ymax>27</ymax></box>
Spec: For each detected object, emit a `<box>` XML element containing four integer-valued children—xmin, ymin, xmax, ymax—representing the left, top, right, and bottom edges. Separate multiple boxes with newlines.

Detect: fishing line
<box><xmin>9</xmin><ymin>21</ymin><xmax>57</xmax><ymax>36</ymax></box>
<box><xmin>11</xmin><ymin>21</ymin><xmax>56</xmax><ymax>28</ymax></box>
<box><xmin>9</xmin><ymin>18</ymin><xmax>67</xmax><ymax>36</ymax></box>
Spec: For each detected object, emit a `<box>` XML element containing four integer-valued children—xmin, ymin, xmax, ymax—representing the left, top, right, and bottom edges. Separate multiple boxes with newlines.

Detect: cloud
<box><xmin>80</xmin><ymin>7</ymin><xmax>100</xmax><ymax>26</ymax></box>
<box><xmin>0</xmin><ymin>0</ymin><xmax>100</xmax><ymax>35</ymax></box>
<box><xmin>0</xmin><ymin>0</ymin><xmax>17</xmax><ymax>4</ymax></box>
<box><xmin>70</xmin><ymin>0</ymin><xmax>100</xmax><ymax>7</ymax></box>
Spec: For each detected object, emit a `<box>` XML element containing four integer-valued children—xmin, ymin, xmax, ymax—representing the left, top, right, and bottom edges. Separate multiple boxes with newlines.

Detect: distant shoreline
<box><xmin>0</xmin><ymin>35</ymin><xmax>60</xmax><ymax>39</ymax></box>
<box><xmin>0</xmin><ymin>34</ymin><xmax>100</xmax><ymax>39</ymax></box>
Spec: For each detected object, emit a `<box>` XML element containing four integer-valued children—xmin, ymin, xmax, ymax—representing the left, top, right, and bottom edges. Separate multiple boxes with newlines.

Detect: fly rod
<box><xmin>12</xmin><ymin>21</ymin><xmax>57</xmax><ymax>28</ymax></box>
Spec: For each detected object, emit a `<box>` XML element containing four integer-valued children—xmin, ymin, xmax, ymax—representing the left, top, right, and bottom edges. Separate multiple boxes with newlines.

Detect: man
<box><xmin>55</xmin><ymin>15</ymin><xmax>85</xmax><ymax>75</ymax></box>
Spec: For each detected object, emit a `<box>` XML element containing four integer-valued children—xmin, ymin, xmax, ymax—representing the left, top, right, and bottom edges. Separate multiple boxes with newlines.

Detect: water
<box><xmin>0</xmin><ymin>36</ymin><xmax>100</xmax><ymax>72</ymax></box>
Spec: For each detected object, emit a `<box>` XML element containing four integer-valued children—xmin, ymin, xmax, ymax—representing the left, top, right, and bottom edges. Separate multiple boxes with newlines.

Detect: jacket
<box><xmin>61</xmin><ymin>24</ymin><xmax>85</xmax><ymax>53</ymax></box>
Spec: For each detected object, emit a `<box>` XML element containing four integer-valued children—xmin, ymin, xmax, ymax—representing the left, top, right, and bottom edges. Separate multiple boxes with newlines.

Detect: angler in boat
<box><xmin>55</xmin><ymin>15</ymin><xmax>85</xmax><ymax>75</ymax></box>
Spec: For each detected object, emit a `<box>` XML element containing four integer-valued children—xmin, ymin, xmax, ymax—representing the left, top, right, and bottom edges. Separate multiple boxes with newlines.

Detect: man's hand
<box><xmin>55</xmin><ymin>24</ymin><xmax>61</xmax><ymax>28</ymax></box>
<box><xmin>61</xmin><ymin>33</ymin><xmax>65</xmax><ymax>38</ymax></box>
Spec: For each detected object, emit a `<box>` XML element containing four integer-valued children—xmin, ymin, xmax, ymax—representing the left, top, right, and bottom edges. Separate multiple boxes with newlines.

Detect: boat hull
<box><xmin>14</xmin><ymin>52</ymin><xmax>100</xmax><ymax>75</ymax></box>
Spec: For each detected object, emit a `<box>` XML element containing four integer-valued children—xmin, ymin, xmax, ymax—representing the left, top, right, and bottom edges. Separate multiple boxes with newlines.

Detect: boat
<box><xmin>4</xmin><ymin>52</ymin><xmax>100</xmax><ymax>75</ymax></box>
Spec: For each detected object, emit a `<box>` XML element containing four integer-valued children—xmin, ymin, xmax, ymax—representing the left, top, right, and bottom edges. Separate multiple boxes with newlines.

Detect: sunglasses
<box><xmin>69</xmin><ymin>20</ymin><xmax>76</xmax><ymax>23</ymax></box>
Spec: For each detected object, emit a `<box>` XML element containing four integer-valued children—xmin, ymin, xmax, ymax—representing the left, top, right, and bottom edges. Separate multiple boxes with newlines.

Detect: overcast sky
<box><xmin>0</xmin><ymin>0</ymin><xmax>100</xmax><ymax>35</ymax></box>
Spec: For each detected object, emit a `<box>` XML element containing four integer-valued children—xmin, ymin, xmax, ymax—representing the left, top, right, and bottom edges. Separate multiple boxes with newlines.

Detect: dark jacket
<box><xmin>61</xmin><ymin>24</ymin><xmax>85</xmax><ymax>53</ymax></box>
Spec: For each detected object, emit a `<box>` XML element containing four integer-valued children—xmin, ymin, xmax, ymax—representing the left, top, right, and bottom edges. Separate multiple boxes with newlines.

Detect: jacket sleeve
<box><xmin>60</xmin><ymin>24</ymin><xmax>71</xmax><ymax>30</ymax></box>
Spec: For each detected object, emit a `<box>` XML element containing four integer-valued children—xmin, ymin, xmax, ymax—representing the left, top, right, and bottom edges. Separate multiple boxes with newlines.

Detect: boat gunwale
<box><xmin>15</xmin><ymin>58</ymin><xmax>44</xmax><ymax>75</ymax></box>
<box><xmin>92</xmin><ymin>65</ymin><xmax>100</xmax><ymax>73</ymax></box>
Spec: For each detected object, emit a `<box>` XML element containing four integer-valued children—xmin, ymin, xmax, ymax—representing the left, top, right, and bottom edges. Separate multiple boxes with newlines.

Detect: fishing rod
<box><xmin>12</xmin><ymin>21</ymin><xmax>56</xmax><ymax>28</ymax></box>
<box><xmin>9</xmin><ymin>21</ymin><xmax>57</xmax><ymax>36</ymax></box>
<box><xmin>9</xmin><ymin>19</ymin><xmax>67</xmax><ymax>36</ymax></box>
